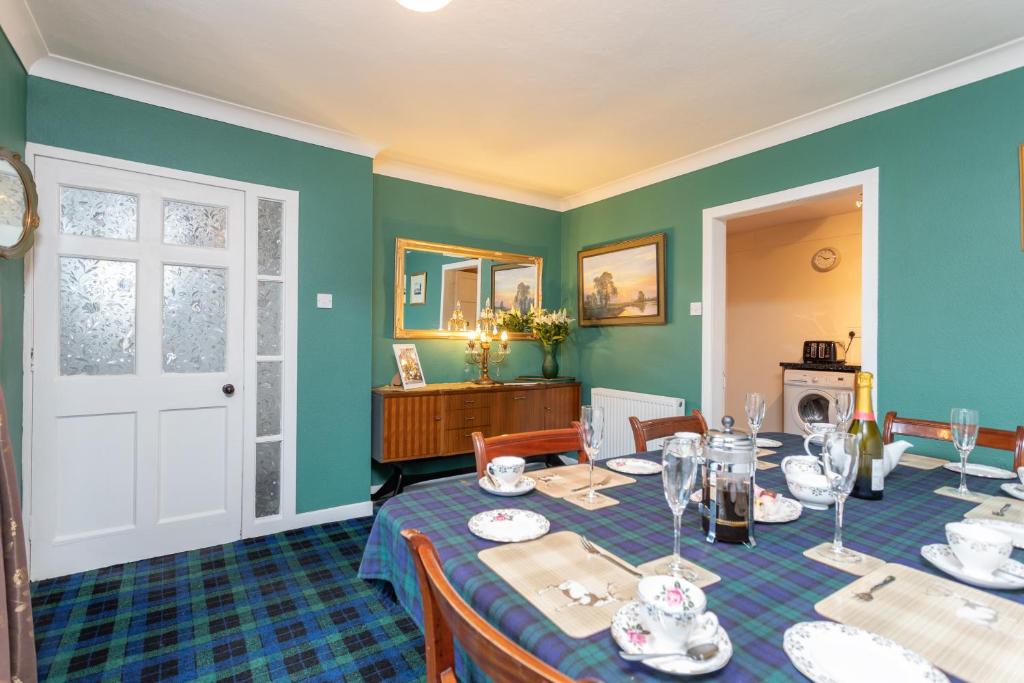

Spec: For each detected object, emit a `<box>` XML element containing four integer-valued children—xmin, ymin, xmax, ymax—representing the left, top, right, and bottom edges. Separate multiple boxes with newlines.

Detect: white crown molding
<box><xmin>29</xmin><ymin>55</ymin><xmax>380</xmax><ymax>158</ymax></box>
<box><xmin>561</xmin><ymin>36</ymin><xmax>1024</xmax><ymax>211</ymax></box>
<box><xmin>373</xmin><ymin>157</ymin><xmax>562</xmax><ymax>211</ymax></box>
<box><xmin>0</xmin><ymin>0</ymin><xmax>48</xmax><ymax>69</ymax></box>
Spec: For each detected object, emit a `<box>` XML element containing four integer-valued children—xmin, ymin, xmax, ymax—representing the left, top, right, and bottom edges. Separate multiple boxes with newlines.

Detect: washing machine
<box><xmin>782</xmin><ymin>368</ymin><xmax>856</xmax><ymax>434</ymax></box>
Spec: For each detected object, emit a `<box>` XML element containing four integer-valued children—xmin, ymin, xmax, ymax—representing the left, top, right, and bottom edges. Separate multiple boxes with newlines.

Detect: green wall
<box><xmin>561</xmin><ymin>67</ymin><xmax>1024</xmax><ymax>465</ymax></box>
<box><xmin>0</xmin><ymin>29</ymin><xmax>25</xmax><ymax>481</ymax></box>
<box><xmin>27</xmin><ymin>77</ymin><xmax>374</xmax><ymax>512</ymax></box>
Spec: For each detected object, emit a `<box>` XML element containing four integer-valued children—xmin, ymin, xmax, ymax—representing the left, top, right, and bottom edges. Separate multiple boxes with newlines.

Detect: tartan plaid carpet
<box><xmin>32</xmin><ymin>517</ymin><xmax>424</xmax><ymax>682</ymax></box>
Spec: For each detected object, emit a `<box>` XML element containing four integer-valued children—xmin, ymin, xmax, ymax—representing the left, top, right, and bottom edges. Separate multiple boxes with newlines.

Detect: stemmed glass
<box><xmin>662</xmin><ymin>436</ymin><xmax>701</xmax><ymax>578</ymax></box>
<box><xmin>579</xmin><ymin>405</ymin><xmax>605</xmax><ymax>503</ymax></box>
<box><xmin>745</xmin><ymin>392</ymin><xmax>766</xmax><ymax>447</ymax></box>
<box><xmin>835</xmin><ymin>391</ymin><xmax>854</xmax><ymax>433</ymax></box>
<box><xmin>818</xmin><ymin>432</ymin><xmax>862</xmax><ymax>563</ymax></box>
<box><xmin>951</xmin><ymin>408</ymin><xmax>979</xmax><ymax>496</ymax></box>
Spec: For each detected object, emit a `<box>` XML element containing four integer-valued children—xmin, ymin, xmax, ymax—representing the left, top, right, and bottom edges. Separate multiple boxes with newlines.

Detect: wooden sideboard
<box><xmin>371</xmin><ymin>381</ymin><xmax>581</xmax><ymax>464</ymax></box>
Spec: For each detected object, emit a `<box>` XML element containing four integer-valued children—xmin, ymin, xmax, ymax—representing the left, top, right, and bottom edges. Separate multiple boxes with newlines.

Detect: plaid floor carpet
<box><xmin>32</xmin><ymin>517</ymin><xmax>425</xmax><ymax>682</ymax></box>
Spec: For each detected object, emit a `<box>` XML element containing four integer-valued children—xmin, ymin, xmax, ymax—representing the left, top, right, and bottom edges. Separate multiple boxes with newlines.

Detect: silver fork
<box><xmin>572</xmin><ymin>475</ymin><xmax>609</xmax><ymax>492</ymax></box>
<box><xmin>579</xmin><ymin>536</ymin><xmax>643</xmax><ymax>578</ymax></box>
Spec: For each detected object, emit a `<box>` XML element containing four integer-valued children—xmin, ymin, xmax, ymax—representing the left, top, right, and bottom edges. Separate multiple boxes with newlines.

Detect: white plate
<box><xmin>784</xmin><ymin>621</ymin><xmax>948</xmax><ymax>683</ymax></box>
<box><xmin>467</xmin><ymin>509</ymin><xmax>549</xmax><ymax>543</ymax></box>
<box><xmin>478</xmin><ymin>476</ymin><xmax>536</xmax><ymax>497</ymax></box>
<box><xmin>757</xmin><ymin>438</ymin><xmax>783</xmax><ymax>448</ymax></box>
<box><xmin>942</xmin><ymin>462</ymin><xmax>1016</xmax><ymax>479</ymax></box>
<box><xmin>756</xmin><ymin>496</ymin><xmax>802</xmax><ymax>524</ymax></box>
<box><xmin>960</xmin><ymin>518</ymin><xmax>1024</xmax><ymax>549</ymax></box>
<box><xmin>605</xmin><ymin>458</ymin><xmax>662</xmax><ymax>475</ymax></box>
<box><xmin>1000</xmin><ymin>482</ymin><xmax>1024</xmax><ymax>500</ymax></box>
<box><xmin>920</xmin><ymin>544</ymin><xmax>1024</xmax><ymax>590</ymax></box>
<box><xmin>611</xmin><ymin>601</ymin><xmax>732</xmax><ymax>676</ymax></box>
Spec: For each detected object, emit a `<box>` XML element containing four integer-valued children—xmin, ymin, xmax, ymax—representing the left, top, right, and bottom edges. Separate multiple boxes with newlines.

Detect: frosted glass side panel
<box><xmin>255</xmin><ymin>441</ymin><xmax>281</xmax><ymax>518</ymax></box>
<box><xmin>257</xmin><ymin>361</ymin><xmax>282</xmax><ymax>437</ymax></box>
<box><xmin>60</xmin><ymin>186</ymin><xmax>138</xmax><ymax>240</ymax></box>
<box><xmin>257</xmin><ymin>199</ymin><xmax>283</xmax><ymax>276</ymax></box>
<box><xmin>162</xmin><ymin>265</ymin><xmax>227</xmax><ymax>373</ymax></box>
<box><xmin>59</xmin><ymin>257</ymin><xmax>136</xmax><ymax>375</ymax></box>
<box><xmin>257</xmin><ymin>281</ymin><xmax>282</xmax><ymax>356</ymax></box>
<box><xmin>163</xmin><ymin>200</ymin><xmax>227</xmax><ymax>248</ymax></box>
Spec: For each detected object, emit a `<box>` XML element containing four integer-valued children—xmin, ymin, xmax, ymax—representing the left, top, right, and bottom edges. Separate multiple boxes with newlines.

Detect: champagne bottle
<box><xmin>849</xmin><ymin>371</ymin><xmax>883</xmax><ymax>500</ymax></box>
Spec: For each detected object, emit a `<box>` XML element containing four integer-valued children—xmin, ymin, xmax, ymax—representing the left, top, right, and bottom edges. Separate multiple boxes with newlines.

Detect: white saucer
<box><xmin>479</xmin><ymin>476</ymin><xmax>536</xmax><ymax>496</ymax></box>
<box><xmin>611</xmin><ymin>601</ymin><xmax>732</xmax><ymax>676</ymax></box>
<box><xmin>960</xmin><ymin>518</ymin><xmax>1024</xmax><ymax>549</ymax></box>
<box><xmin>784</xmin><ymin>621</ymin><xmax>947</xmax><ymax>683</ymax></box>
<box><xmin>756</xmin><ymin>496</ymin><xmax>802</xmax><ymax>523</ymax></box>
<box><xmin>757</xmin><ymin>438</ymin><xmax>783</xmax><ymax>448</ymax></box>
<box><xmin>920</xmin><ymin>544</ymin><xmax>1024</xmax><ymax>590</ymax></box>
<box><xmin>605</xmin><ymin>458</ymin><xmax>662</xmax><ymax>475</ymax></box>
<box><xmin>468</xmin><ymin>509</ymin><xmax>549</xmax><ymax>543</ymax></box>
<box><xmin>1000</xmin><ymin>482</ymin><xmax>1024</xmax><ymax>500</ymax></box>
<box><xmin>943</xmin><ymin>462</ymin><xmax>1016</xmax><ymax>479</ymax></box>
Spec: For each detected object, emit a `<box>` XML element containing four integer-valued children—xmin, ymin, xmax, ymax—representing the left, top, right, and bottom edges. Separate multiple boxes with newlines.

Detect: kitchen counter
<box><xmin>779</xmin><ymin>361</ymin><xmax>860</xmax><ymax>372</ymax></box>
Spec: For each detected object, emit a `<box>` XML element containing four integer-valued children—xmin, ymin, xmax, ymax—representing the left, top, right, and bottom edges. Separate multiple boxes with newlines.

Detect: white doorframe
<box><xmin>700</xmin><ymin>168</ymin><xmax>879</xmax><ymax>426</ymax></box>
<box><xmin>437</xmin><ymin>258</ymin><xmax>482</xmax><ymax>329</ymax></box>
<box><xmin>21</xmin><ymin>143</ymin><xmax>301</xmax><ymax>560</ymax></box>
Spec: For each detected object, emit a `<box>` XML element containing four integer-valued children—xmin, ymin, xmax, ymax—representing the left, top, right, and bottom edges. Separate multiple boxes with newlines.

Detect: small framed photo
<box><xmin>392</xmin><ymin>343</ymin><xmax>426</xmax><ymax>389</ymax></box>
<box><xmin>409</xmin><ymin>272</ymin><xmax>427</xmax><ymax>305</ymax></box>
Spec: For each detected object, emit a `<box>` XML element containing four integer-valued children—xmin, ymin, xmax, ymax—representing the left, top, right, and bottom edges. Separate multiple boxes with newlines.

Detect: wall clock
<box><xmin>811</xmin><ymin>247</ymin><xmax>840</xmax><ymax>272</ymax></box>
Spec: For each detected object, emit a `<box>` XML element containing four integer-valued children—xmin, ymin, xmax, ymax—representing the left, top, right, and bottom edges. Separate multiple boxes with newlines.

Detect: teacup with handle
<box><xmin>945</xmin><ymin>521</ymin><xmax>1012</xmax><ymax>577</ymax></box>
<box><xmin>636</xmin><ymin>575</ymin><xmax>718</xmax><ymax>649</ymax></box>
<box><xmin>486</xmin><ymin>456</ymin><xmax>525</xmax><ymax>490</ymax></box>
<box><xmin>803</xmin><ymin>422</ymin><xmax>837</xmax><ymax>456</ymax></box>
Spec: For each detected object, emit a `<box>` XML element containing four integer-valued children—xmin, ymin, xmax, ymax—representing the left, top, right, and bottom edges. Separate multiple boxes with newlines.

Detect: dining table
<box><xmin>357</xmin><ymin>433</ymin><xmax>1024</xmax><ymax>682</ymax></box>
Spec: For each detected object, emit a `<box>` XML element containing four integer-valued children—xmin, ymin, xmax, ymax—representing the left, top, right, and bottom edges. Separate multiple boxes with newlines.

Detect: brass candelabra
<box><xmin>465</xmin><ymin>298</ymin><xmax>510</xmax><ymax>385</ymax></box>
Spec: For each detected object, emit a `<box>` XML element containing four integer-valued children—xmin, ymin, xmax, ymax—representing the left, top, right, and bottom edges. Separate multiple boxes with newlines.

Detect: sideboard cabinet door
<box><xmin>380</xmin><ymin>395</ymin><xmax>443</xmax><ymax>461</ymax></box>
<box><xmin>543</xmin><ymin>385</ymin><xmax>581</xmax><ymax>429</ymax></box>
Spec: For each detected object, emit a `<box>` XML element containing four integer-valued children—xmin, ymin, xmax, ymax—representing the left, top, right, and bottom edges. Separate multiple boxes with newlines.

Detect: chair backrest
<box><xmin>628</xmin><ymin>410</ymin><xmax>708</xmax><ymax>454</ymax></box>
<box><xmin>882</xmin><ymin>411</ymin><xmax>1024</xmax><ymax>469</ymax></box>
<box><xmin>401</xmin><ymin>529</ymin><xmax>596</xmax><ymax>683</ymax></box>
<box><xmin>472</xmin><ymin>423</ymin><xmax>587</xmax><ymax>480</ymax></box>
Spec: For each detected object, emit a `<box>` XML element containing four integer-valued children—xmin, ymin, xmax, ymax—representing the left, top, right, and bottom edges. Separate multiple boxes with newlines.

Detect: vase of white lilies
<box><xmin>531</xmin><ymin>308</ymin><xmax>573</xmax><ymax>379</ymax></box>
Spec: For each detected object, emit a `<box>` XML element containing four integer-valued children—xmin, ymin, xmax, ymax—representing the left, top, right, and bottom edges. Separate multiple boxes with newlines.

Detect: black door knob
<box><xmin>222</xmin><ymin>383</ymin><xmax>235</xmax><ymax>396</ymax></box>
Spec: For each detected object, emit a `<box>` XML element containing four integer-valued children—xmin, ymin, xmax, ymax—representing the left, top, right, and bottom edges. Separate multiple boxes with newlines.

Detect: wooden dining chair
<box><xmin>472</xmin><ymin>423</ymin><xmax>587</xmax><ymax>480</ymax></box>
<box><xmin>882</xmin><ymin>411</ymin><xmax>1024</xmax><ymax>469</ymax></box>
<box><xmin>628</xmin><ymin>409</ymin><xmax>708</xmax><ymax>454</ymax></box>
<box><xmin>401</xmin><ymin>529</ymin><xmax>599</xmax><ymax>683</ymax></box>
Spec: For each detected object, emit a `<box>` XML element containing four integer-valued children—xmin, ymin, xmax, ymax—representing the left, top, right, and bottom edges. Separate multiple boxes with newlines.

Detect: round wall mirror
<box><xmin>0</xmin><ymin>148</ymin><xmax>39</xmax><ymax>259</ymax></box>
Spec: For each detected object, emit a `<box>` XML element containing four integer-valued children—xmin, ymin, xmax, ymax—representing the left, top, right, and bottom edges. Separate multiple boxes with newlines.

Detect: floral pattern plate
<box><xmin>756</xmin><ymin>496</ymin><xmax>803</xmax><ymax>524</ymax></box>
<box><xmin>467</xmin><ymin>509</ymin><xmax>549</xmax><ymax>543</ymax></box>
<box><xmin>999</xmin><ymin>482</ymin><xmax>1024</xmax><ymax>501</ymax></box>
<box><xmin>920</xmin><ymin>544</ymin><xmax>1024</xmax><ymax>590</ymax></box>
<box><xmin>605</xmin><ymin>458</ymin><xmax>662</xmax><ymax>475</ymax></box>
<box><xmin>942</xmin><ymin>462</ymin><xmax>1016</xmax><ymax>479</ymax></box>
<box><xmin>783</xmin><ymin>621</ymin><xmax>948</xmax><ymax>683</ymax></box>
<box><xmin>611</xmin><ymin>601</ymin><xmax>732</xmax><ymax>676</ymax></box>
<box><xmin>757</xmin><ymin>438</ymin><xmax>783</xmax><ymax>448</ymax></box>
<box><xmin>478</xmin><ymin>476</ymin><xmax>536</xmax><ymax>497</ymax></box>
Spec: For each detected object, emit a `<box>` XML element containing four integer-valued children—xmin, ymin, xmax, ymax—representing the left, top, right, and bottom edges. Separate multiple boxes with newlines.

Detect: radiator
<box><xmin>590</xmin><ymin>387</ymin><xmax>686</xmax><ymax>459</ymax></box>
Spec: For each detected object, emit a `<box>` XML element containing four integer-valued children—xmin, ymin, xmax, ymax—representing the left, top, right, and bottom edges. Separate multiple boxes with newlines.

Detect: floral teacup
<box><xmin>803</xmin><ymin>422</ymin><xmax>838</xmax><ymax>456</ymax></box>
<box><xmin>636</xmin><ymin>576</ymin><xmax>718</xmax><ymax>648</ymax></box>
<box><xmin>486</xmin><ymin>456</ymin><xmax>525</xmax><ymax>490</ymax></box>
<box><xmin>945</xmin><ymin>521</ymin><xmax>1012</xmax><ymax>577</ymax></box>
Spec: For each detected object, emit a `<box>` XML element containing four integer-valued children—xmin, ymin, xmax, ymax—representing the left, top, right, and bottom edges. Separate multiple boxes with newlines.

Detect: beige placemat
<box><xmin>965</xmin><ymin>496</ymin><xmax>1024</xmax><ymax>524</ymax></box>
<box><xmin>478</xmin><ymin>530</ymin><xmax>639</xmax><ymax>639</ymax></box>
<box><xmin>756</xmin><ymin>460</ymin><xmax>778</xmax><ymax>470</ymax></box>
<box><xmin>899</xmin><ymin>453</ymin><xmax>948</xmax><ymax>470</ymax></box>
<box><xmin>934</xmin><ymin>486</ymin><xmax>992</xmax><ymax>503</ymax></box>
<box><xmin>802</xmin><ymin>542</ymin><xmax>885</xmax><ymax>576</ymax></box>
<box><xmin>525</xmin><ymin>464</ymin><xmax>635</xmax><ymax>498</ymax></box>
<box><xmin>636</xmin><ymin>556</ymin><xmax>721</xmax><ymax>588</ymax></box>
<box><xmin>757</xmin><ymin>448</ymin><xmax>776</xmax><ymax>457</ymax></box>
<box><xmin>561</xmin><ymin>490</ymin><xmax>619</xmax><ymax>511</ymax></box>
<box><xmin>816</xmin><ymin>563</ymin><xmax>1024</xmax><ymax>683</ymax></box>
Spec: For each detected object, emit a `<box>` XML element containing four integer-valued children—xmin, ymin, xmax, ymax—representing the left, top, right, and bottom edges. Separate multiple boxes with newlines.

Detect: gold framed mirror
<box><xmin>0</xmin><ymin>148</ymin><xmax>39</xmax><ymax>259</ymax></box>
<box><xmin>394</xmin><ymin>237</ymin><xmax>543</xmax><ymax>339</ymax></box>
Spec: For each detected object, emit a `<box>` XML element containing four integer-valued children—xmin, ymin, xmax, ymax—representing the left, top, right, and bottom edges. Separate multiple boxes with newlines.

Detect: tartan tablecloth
<box><xmin>357</xmin><ymin>434</ymin><xmax>1024</xmax><ymax>681</ymax></box>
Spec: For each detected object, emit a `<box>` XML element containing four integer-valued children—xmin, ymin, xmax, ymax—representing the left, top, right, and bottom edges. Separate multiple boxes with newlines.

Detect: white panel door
<box><xmin>30</xmin><ymin>156</ymin><xmax>245</xmax><ymax>579</ymax></box>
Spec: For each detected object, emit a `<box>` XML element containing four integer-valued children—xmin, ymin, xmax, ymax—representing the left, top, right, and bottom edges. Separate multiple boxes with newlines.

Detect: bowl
<box><xmin>781</xmin><ymin>456</ymin><xmax>834</xmax><ymax>510</ymax></box>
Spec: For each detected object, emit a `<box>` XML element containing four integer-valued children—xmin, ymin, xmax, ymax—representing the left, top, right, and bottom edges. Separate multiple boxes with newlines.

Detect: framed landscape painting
<box><xmin>491</xmin><ymin>263</ymin><xmax>537</xmax><ymax>314</ymax></box>
<box><xmin>577</xmin><ymin>232</ymin><xmax>666</xmax><ymax>326</ymax></box>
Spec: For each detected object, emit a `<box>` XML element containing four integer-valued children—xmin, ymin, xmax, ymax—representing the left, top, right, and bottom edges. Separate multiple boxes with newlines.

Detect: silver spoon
<box><xmin>619</xmin><ymin>640</ymin><xmax>719</xmax><ymax>662</ymax></box>
<box><xmin>854</xmin><ymin>574</ymin><xmax>895</xmax><ymax>601</ymax></box>
<box><xmin>993</xmin><ymin>503</ymin><xmax>1012</xmax><ymax>517</ymax></box>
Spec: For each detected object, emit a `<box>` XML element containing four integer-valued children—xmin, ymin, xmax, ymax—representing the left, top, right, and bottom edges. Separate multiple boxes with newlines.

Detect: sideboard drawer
<box><xmin>444</xmin><ymin>426</ymin><xmax>490</xmax><ymax>455</ymax></box>
<box><xmin>445</xmin><ymin>394</ymin><xmax>492</xmax><ymax>411</ymax></box>
<box><xmin>447</xmin><ymin>406</ymin><xmax>490</xmax><ymax>429</ymax></box>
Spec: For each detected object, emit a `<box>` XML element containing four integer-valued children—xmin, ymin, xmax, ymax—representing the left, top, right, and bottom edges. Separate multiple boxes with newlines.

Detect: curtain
<box><xmin>0</xmin><ymin>378</ymin><xmax>36</xmax><ymax>681</ymax></box>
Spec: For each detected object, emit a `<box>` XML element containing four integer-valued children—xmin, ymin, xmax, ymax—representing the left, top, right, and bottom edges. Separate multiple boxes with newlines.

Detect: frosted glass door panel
<box><xmin>257</xmin><ymin>199</ymin><xmax>283</xmax><ymax>276</ymax></box>
<box><xmin>255</xmin><ymin>441</ymin><xmax>281</xmax><ymax>517</ymax></box>
<box><xmin>59</xmin><ymin>256</ymin><xmax>136</xmax><ymax>376</ymax></box>
<box><xmin>162</xmin><ymin>265</ymin><xmax>228</xmax><ymax>373</ymax></box>
<box><xmin>60</xmin><ymin>186</ymin><xmax>138</xmax><ymax>240</ymax></box>
<box><xmin>257</xmin><ymin>361</ymin><xmax>282</xmax><ymax>437</ymax></box>
<box><xmin>257</xmin><ymin>281</ymin><xmax>282</xmax><ymax>356</ymax></box>
<box><xmin>163</xmin><ymin>200</ymin><xmax>227</xmax><ymax>248</ymax></box>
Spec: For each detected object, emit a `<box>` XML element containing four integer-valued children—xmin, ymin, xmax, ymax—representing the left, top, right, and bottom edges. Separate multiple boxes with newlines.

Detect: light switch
<box><xmin>690</xmin><ymin>302</ymin><xmax>702</xmax><ymax>316</ymax></box>
<box><xmin>317</xmin><ymin>293</ymin><xmax>333</xmax><ymax>309</ymax></box>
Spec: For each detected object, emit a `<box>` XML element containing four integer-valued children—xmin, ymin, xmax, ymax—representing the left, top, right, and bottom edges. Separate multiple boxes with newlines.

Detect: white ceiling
<box><xmin>727</xmin><ymin>188</ymin><xmax>862</xmax><ymax>233</ymax></box>
<box><xmin>15</xmin><ymin>1</ymin><xmax>1024</xmax><ymax>204</ymax></box>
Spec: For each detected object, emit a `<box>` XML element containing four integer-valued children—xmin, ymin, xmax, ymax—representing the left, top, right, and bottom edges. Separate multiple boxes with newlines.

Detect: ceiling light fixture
<box><xmin>397</xmin><ymin>0</ymin><xmax>452</xmax><ymax>12</ymax></box>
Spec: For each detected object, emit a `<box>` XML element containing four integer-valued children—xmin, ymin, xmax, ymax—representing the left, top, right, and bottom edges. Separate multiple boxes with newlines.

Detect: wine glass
<box><xmin>662</xmin><ymin>436</ymin><xmax>700</xmax><ymax>578</ymax></box>
<box><xmin>579</xmin><ymin>405</ymin><xmax>605</xmax><ymax>503</ymax></box>
<box><xmin>835</xmin><ymin>391</ymin><xmax>854</xmax><ymax>433</ymax></box>
<box><xmin>818</xmin><ymin>432</ymin><xmax>862</xmax><ymax>563</ymax></box>
<box><xmin>951</xmin><ymin>408</ymin><xmax>979</xmax><ymax>496</ymax></box>
<box><xmin>745</xmin><ymin>392</ymin><xmax>766</xmax><ymax>447</ymax></box>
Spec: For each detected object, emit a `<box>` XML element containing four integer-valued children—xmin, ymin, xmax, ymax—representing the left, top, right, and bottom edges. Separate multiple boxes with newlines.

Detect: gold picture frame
<box><xmin>0</xmin><ymin>148</ymin><xmax>40</xmax><ymax>260</ymax></box>
<box><xmin>577</xmin><ymin>232</ymin><xmax>666</xmax><ymax>327</ymax></box>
